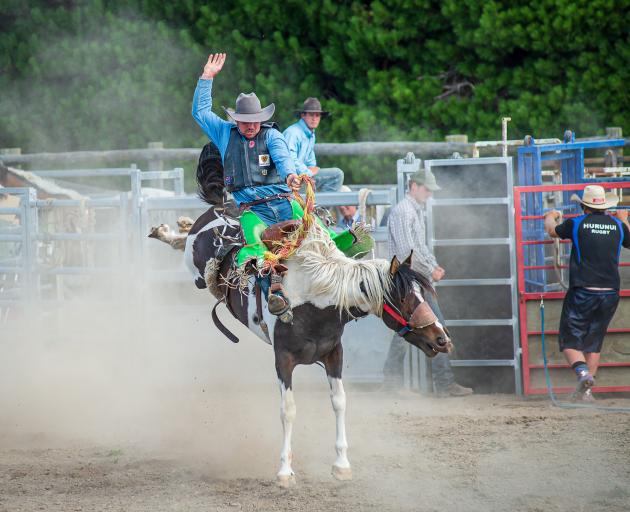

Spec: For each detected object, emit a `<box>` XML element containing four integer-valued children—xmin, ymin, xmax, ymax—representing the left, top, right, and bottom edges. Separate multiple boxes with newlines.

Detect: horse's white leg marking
<box><xmin>277</xmin><ymin>381</ymin><xmax>296</xmax><ymax>486</ymax></box>
<box><xmin>329</xmin><ymin>377</ymin><xmax>352</xmax><ymax>480</ymax></box>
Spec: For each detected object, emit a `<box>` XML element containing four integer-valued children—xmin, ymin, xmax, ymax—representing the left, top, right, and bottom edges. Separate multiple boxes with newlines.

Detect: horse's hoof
<box><xmin>277</xmin><ymin>474</ymin><xmax>296</xmax><ymax>488</ymax></box>
<box><xmin>331</xmin><ymin>465</ymin><xmax>352</xmax><ymax>481</ymax></box>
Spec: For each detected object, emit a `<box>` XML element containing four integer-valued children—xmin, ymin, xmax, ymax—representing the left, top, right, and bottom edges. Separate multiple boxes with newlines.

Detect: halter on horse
<box><xmin>148</xmin><ymin>198</ymin><xmax>453</xmax><ymax>486</ymax></box>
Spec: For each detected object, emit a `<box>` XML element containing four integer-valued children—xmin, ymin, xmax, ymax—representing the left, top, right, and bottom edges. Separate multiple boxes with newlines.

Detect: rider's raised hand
<box><xmin>201</xmin><ymin>53</ymin><xmax>226</xmax><ymax>79</ymax></box>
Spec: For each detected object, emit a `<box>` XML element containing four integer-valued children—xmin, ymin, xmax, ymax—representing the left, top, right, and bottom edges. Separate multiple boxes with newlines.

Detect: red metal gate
<box><xmin>515</xmin><ymin>182</ymin><xmax>630</xmax><ymax>395</ymax></box>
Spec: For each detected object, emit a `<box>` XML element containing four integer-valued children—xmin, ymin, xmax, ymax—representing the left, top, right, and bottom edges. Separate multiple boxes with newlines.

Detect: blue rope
<box><xmin>539</xmin><ymin>298</ymin><xmax>630</xmax><ymax>413</ymax></box>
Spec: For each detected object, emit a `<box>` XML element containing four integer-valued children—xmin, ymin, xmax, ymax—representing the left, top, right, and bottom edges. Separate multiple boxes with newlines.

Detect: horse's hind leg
<box><xmin>276</xmin><ymin>353</ymin><xmax>297</xmax><ymax>487</ymax></box>
<box><xmin>324</xmin><ymin>344</ymin><xmax>352</xmax><ymax>481</ymax></box>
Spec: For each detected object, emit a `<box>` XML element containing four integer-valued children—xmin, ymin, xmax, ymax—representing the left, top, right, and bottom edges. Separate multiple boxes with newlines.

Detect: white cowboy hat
<box><xmin>223</xmin><ymin>92</ymin><xmax>275</xmax><ymax>122</ymax></box>
<box><xmin>570</xmin><ymin>185</ymin><xmax>618</xmax><ymax>210</ymax></box>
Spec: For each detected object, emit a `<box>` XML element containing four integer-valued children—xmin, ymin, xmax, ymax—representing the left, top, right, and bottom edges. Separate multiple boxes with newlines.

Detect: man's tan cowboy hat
<box><xmin>294</xmin><ymin>97</ymin><xmax>330</xmax><ymax>117</ymax></box>
<box><xmin>570</xmin><ymin>185</ymin><xmax>618</xmax><ymax>210</ymax></box>
<box><xmin>408</xmin><ymin>169</ymin><xmax>441</xmax><ymax>191</ymax></box>
<box><xmin>223</xmin><ymin>92</ymin><xmax>275</xmax><ymax>122</ymax></box>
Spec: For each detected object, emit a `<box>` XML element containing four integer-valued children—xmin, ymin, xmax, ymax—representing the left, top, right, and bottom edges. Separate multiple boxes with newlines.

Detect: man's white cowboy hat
<box><xmin>570</xmin><ymin>185</ymin><xmax>618</xmax><ymax>210</ymax></box>
<box><xmin>223</xmin><ymin>92</ymin><xmax>275</xmax><ymax>122</ymax></box>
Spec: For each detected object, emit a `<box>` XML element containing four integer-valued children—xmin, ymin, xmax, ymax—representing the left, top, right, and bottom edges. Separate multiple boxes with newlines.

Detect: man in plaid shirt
<box><xmin>383</xmin><ymin>170</ymin><xmax>473</xmax><ymax>397</ymax></box>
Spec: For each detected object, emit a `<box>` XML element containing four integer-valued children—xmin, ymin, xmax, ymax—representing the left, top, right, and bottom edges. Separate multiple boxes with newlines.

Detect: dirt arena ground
<box><xmin>2</xmin><ymin>301</ymin><xmax>630</xmax><ymax>512</ymax></box>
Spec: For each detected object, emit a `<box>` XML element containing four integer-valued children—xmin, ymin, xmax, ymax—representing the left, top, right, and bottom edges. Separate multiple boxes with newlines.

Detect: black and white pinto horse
<box><xmin>161</xmin><ymin>201</ymin><xmax>452</xmax><ymax>486</ymax></box>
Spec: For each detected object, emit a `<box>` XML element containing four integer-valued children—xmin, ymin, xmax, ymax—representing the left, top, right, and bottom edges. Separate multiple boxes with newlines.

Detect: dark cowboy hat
<box><xmin>223</xmin><ymin>92</ymin><xmax>275</xmax><ymax>122</ymax></box>
<box><xmin>294</xmin><ymin>97</ymin><xmax>331</xmax><ymax>117</ymax></box>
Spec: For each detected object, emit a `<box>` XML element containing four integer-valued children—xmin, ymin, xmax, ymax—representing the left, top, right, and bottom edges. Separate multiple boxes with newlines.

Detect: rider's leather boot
<box><xmin>268</xmin><ymin>272</ymin><xmax>293</xmax><ymax>323</ymax></box>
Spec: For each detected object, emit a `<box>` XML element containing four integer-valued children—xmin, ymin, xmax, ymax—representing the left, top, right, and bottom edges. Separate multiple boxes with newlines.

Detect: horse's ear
<box><xmin>403</xmin><ymin>251</ymin><xmax>413</xmax><ymax>267</ymax></box>
<box><xmin>389</xmin><ymin>256</ymin><xmax>401</xmax><ymax>276</ymax></box>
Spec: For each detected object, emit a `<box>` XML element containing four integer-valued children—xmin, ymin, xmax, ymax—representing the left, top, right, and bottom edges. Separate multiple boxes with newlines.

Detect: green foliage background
<box><xmin>1</xmin><ymin>0</ymin><xmax>629</xmax><ymax>183</ymax></box>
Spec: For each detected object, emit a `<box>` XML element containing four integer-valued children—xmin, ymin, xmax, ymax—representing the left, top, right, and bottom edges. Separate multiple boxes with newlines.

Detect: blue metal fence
<box><xmin>517</xmin><ymin>133</ymin><xmax>627</xmax><ymax>292</ymax></box>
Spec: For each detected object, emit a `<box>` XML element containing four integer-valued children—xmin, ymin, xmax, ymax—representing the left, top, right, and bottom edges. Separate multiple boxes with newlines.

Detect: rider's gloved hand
<box><xmin>286</xmin><ymin>173</ymin><xmax>301</xmax><ymax>191</ymax></box>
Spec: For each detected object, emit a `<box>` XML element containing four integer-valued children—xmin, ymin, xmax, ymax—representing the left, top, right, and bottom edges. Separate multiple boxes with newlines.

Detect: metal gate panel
<box><xmin>0</xmin><ymin>187</ymin><xmax>38</xmax><ymax>313</ymax></box>
<box><xmin>397</xmin><ymin>158</ymin><xmax>522</xmax><ymax>394</ymax></box>
<box><xmin>421</xmin><ymin>157</ymin><xmax>521</xmax><ymax>394</ymax></box>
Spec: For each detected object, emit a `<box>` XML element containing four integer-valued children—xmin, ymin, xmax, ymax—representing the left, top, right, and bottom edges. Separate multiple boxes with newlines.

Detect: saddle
<box><xmin>261</xmin><ymin>219</ymin><xmax>302</xmax><ymax>251</ymax></box>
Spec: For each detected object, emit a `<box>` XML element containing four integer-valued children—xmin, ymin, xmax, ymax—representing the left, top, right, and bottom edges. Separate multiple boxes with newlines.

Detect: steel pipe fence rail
<box><xmin>2</xmin><ymin>133</ymin><xmax>626</xmax><ymax>168</ymax></box>
<box><xmin>0</xmin><ymin>142</ymin><xmax>477</xmax><ymax>168</ymax></box>
<box><xmin>0</xmin><ymin>185</ymin><xmax>133</xmax><ymax>311</ymax></box>
<box><xmin>2</xmin><ymin>178</ymin><xmax>401</xmax><ymax>306</ymax></box>
<box><xmin>3</xmin><ymin>168</ymin><xmax>395</xmax><ymax>383</ymax></box>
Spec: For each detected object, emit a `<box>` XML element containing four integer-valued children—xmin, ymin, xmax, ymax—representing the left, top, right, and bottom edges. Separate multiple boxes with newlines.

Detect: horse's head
<box><xmin>381</xmin><ymin>254</ymin><xmax>453</xmax><ymax>357</ymax></box>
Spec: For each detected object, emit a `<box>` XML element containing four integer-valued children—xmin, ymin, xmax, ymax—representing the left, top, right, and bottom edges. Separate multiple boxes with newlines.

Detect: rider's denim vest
<box><xmin>223</xmin><ymin>124</ymin><xmax>281</xmax><ymax>192</ymax></box>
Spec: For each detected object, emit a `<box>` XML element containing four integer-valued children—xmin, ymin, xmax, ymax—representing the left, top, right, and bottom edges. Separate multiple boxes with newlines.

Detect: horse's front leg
<box><xmin>276</xmin><ymin>351</ymin><xmax>297</xmax><ymax>487</ymax></box>
<box><xmin>324</xmin><ymin>344</ymin><xmax>352</xmax><ymax>481</ymax></box>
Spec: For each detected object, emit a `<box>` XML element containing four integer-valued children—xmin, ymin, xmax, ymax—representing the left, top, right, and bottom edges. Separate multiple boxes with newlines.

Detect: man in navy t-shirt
<box><xmin>545</xmin><ymin>185</ymin><xmax>630</xmax><ymax>401</ymax></box>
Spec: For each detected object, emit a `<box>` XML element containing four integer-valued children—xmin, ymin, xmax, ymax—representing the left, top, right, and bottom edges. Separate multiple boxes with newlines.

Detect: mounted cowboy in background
<box><xmin>283</xmin><ymin>97</ymin><xmax>345</xmax><ymax>193</ymax></box>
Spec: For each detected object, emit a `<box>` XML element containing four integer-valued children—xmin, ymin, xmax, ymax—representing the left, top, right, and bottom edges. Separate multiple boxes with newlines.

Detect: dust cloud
<box><xmin>2</xmin><ymin>223</ymin><xmax>630</xmax><ymax>511</ymax></box>
<box><xmin>0</xmin><ymin>267</ymin><xmax>311</xmax><ymax>478</ymax></box>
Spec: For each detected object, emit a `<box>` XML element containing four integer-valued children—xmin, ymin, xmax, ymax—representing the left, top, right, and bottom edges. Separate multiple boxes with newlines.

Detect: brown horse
<box><xmin>151</xmin><ymin>203</ymin><xmax>452</xmax><ymax>486</ymax></box>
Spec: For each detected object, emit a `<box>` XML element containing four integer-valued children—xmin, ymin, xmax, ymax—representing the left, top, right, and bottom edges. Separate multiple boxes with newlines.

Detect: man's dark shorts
<box><xmin>559</xmin><ymin>287</ymin><xmax>620</xmax><ymax>353</ymax></box>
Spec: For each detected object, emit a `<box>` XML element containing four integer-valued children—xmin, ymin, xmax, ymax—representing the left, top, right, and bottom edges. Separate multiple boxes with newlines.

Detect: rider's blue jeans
<box><xmin>314</xmin><ymin>167</ymin><xmax>344</xmax><ymax>192</ymax></box>
<box><xmin>249</xmin><ymin>197</ymin><xmax>294</xmax><ymax>226</ymax></box>
<box><xmin>382</xmin><ymin>293</ymin><xmax>455</xmax><ymax>392</ymax></box>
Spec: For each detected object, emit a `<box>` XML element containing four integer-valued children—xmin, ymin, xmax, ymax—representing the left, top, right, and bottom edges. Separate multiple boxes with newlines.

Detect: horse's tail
<box><xmin>196</xmin><ymin>141</ymin><xmax>225</xmax><ymax>205</ymax></box>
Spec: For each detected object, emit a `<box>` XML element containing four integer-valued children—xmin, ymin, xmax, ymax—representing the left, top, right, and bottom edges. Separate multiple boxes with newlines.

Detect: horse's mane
<box><xmin>390</xmin><ymin>264</ymin><xmax>435</xmax><ymax>301</ymax></box>
<box><xmin>292</xmin><ymin>223</ymin><xmax>392</xmax><ymax>316</ymax></box>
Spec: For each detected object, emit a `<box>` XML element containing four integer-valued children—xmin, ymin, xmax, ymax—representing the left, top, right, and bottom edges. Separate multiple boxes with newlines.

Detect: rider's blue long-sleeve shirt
<box><xmin>192</xmin><ymin>78</ymin><xmax>299</xmax><ymax>206</ymax></box>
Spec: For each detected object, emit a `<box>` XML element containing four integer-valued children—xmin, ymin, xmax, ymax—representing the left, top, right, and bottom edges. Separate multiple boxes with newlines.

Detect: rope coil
<box><xmin>262</xmin><ymin>175</ymin><xmax>317</xmax><ymax>271</ymax></box>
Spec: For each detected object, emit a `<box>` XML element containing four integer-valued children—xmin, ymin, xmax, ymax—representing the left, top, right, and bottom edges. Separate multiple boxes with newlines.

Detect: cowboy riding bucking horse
<box><xmin>192</xmin><ymin>53</ymin><xmax>363</xmax><ymax>322</ymax></box>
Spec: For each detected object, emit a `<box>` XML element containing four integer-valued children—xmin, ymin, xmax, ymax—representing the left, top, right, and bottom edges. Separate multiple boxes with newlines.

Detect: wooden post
<box><xmin>445</xmin><ymin>134</ymin><xmax>468</xmax><ymax>143</ymax></box>
<box><xmin>445</xmin><ymin>135</ymin><xmax>468</xmax><ymax>158</ymax></box>
<box><xmin>606</xmin><ymin>127</ymin><xmax>623</xmax><ymax>139</ymax></box>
